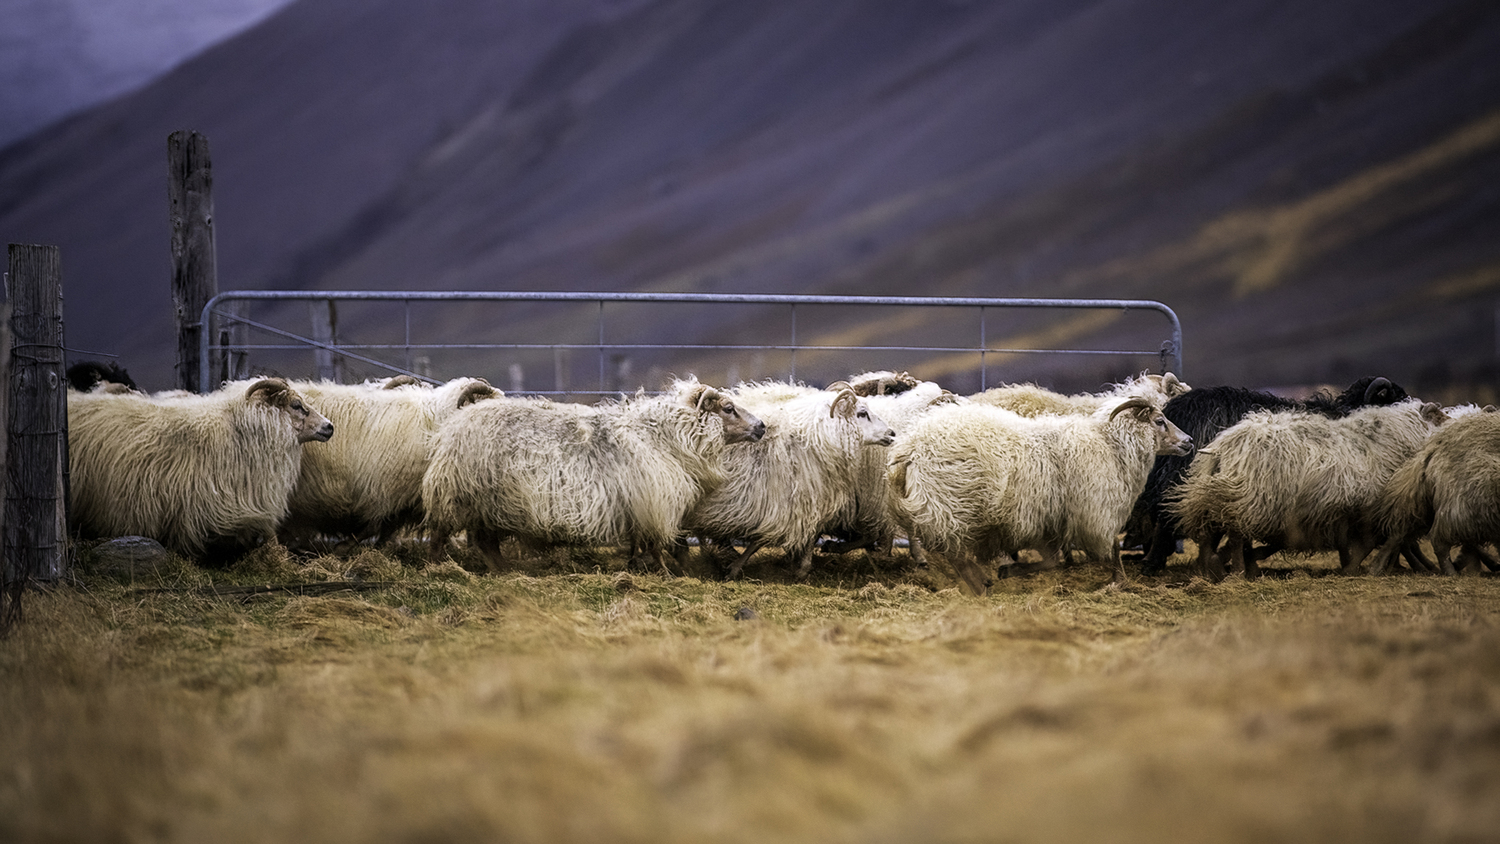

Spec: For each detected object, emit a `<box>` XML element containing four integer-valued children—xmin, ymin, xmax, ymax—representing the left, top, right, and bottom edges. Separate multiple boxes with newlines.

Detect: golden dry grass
<box><xmin>2</xmin><ymin>541</ymin><xmax>1498</xmax><ymax>844</ymax></box>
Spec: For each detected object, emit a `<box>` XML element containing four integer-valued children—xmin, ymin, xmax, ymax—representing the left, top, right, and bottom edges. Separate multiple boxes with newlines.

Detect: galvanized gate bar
<box><xmin>200</xmin><ymin>291</ymin><xmax>1183</xmax><ymax>394</ymax></box>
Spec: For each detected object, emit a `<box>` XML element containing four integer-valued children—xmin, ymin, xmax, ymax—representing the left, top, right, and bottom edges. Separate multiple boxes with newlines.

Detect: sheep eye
<box><xmin>292</xmin><ymin>401</ymin><xmax>304</xmax><ymax>412</ymax></box>
<box><xmin>858</xmin><ymin>410</ymin><xmax>869</xmax><ymax>419</ymax></box>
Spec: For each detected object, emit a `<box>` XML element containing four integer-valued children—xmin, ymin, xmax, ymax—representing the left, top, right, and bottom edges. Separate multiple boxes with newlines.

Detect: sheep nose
<box><xmin>314</xmin><ymin>421</ymin><xmax>335</xmax><ymax>442</ymax></box>
<box><xmin>752</xmin><ymin>420</ymin><xmax>766</xmax><ymax>440</ymax></box>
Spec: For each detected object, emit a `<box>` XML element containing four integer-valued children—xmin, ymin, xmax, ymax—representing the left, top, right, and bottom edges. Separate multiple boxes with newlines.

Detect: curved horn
<box><xmin>829</xmin><ymin>387</ymin><xmax>858</xmax><ymax>419</ymax></box>
<box><xmin>1109</xmin><ymin>396</ymin><xmax>1155</xmax><ymax>421</ymax></box>
<box><xmin>1363</xmin><ymin>376</ymin><xmax>1393</xmax><ymax>405</ymax></box>
<box><xmin>382</xmin><ymin>374</ymin><xmax>422</xmax><ymax>389</ymax></box>
<box><xmin>245</xmin><ymin>378</ymin><xmax>289</xmax><ymax>403</ymax></box>
<box><xmin>694</xmin><ymin>385</ymin><xmax>724</xmax><ymax>412</ymax></box>
<box><xmin>456</xmin><ymin>380</ymin><xmax>498</xmax><ymax>408</ymax></box>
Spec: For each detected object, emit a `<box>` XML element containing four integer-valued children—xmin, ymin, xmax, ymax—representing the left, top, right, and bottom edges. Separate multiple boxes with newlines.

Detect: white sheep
<box><xmin>67</xmin><ymin>378</ymin><xmax>333</xmax><ymax>560</ymax></box>
<box><xmin>1369</xmin><ymin>408</ymin><xmax>1500</xmax><ymax>576</ymax></box>
<box><xmin>684</xmin><ymin>381</ymin><xmax>896</xmax><ymax>578</ymax></box>
<box><xmin>280</xmin><ymin>377</ymin><xmax>500</xmax><ymax>547</ymax></box>
<box><xmin>827</xmin><ymin>372</ymin><xmax>963</xmax><ymax>558</ymax></box>
<box><xmin>887</xmin><ymin>396</ymin><xmax>1192</xmax><ymax>592</ymax></box>
<box><xmin>1170</xmin><ymin>399</ymin><xmax>1450</xmax><ymax>578</ymax></box>
<box><xmin>422</xmin><ymin>378</ymin><xmax>764</xmax><ymax>571</ymax></box>
<box><xmin>970</xmin><ymin>371</ymin><xmax>1190</xmax><ymax>416</ymax></box>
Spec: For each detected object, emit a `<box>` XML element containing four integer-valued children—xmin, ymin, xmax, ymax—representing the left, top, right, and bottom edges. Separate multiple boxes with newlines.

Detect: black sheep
<box><xmin>66</xmin><ymin>360</ymin><xmax>139</xmax><ymax>394</ymax></box>
<box><xmin>1128</xmin><ymin>375</ymin><xmax>1409</xmax><ymax>575</ymax></box>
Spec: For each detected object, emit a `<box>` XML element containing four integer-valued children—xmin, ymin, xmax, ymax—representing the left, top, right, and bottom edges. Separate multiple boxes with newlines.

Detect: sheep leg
<box><xmin>948</xmin><ymin>550</ymin><xmax>994</xmax><ymax>595</ymax></box>
<box><xmin>726</xmin><ymin>541</ymin><xmax>764</xmax><ymax>580</ymax></box>
<box><xmin>428</xmin><ymin>531</ymin><xmax>452</xmax><ymax>563</ymax></box>
<box><xmin>1196</xmin><ymin>530</ymin><xmax>1226</xmax><ymax>581</ymax></box>
<box><xmin>472</xmin><ymin>528</ymin><xmax>506</xmax><ymax>573</ymax></box>
<box><xmin>1224</xmin><ymin>533</ymin><xmax>1250</xmax><ymax>579</ymax></box>
<box><xmin>1400</xmin><ymin>541</ymin><xmax>1438</xmax><ymax>574</ymax></box>
<box><xmin>1366</xmin><ymin>537</ymin><xmax>1405</xmax><ymax>575</ymax></box>
<box><xmin>1431</xmin><ymin>540</ymin><xmax>1458</xmax><ymax>576</ymax></box>
<box><xmin>1472</xmin><ymin>545</ymin><xmax>1500</xmax><ymax>572</ymax></box>
<box><xmin>792</xmin><ymin>543</ymin><xmax>817</xmax><ymax>579</ymax></box>
<box><xmin>1456</xmin><ymin>545</ymin><xmax>1487</xmax><ymax>575</ymax></box>
<box><xmin>905</xmin><ymin>534</ymin><xmax>929</xmax><ymax>566</ymax></box>
<box><xmin>1139</xmin><ymin>514</ymin><xmax>1178</xmax><ymax>576</ymax></box>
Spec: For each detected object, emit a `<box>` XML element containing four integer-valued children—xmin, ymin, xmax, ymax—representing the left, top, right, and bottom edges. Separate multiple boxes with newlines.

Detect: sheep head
<box><xmin>1110</xmin><ymin>396</ymin><xmax>1192</xmax><ymax>457</ymax></box>
<box><xmin>1161</xmin><ymin>372</ymin><xmax>1191</xmax><ymax>398</ymax></box>
<box><xmin>1363</xmin><ymin>376</ymin><xmax>1407</xmax><ymax>406</ymax></box>
<box><xmin>380</xmin><ymin>374</ymin><xmax>425</xmax><ymax>389</ymax></box>
<box><xmin>455</xmin><ymin>379</ymin><xmax>500</xmax><ymax>409</ymax></box>
<box><xmin>830</xmin><ymin>387</ymin><xmax>897</xmax><ymax>446</ymax></box>
<box><xmin>848</xmin><ymin>370</ymin><xmax>920</xmax><ymax>397</ymax></box>
<box><xmin>1420</xmin><ymin>401</ymin><xmax>1452</xmax><ymax>429</ymax></box>
<box><xmin>247</xmin><ymin>378</ymin><xmax>334</xmax><ymax>443</ymax></box>
<box><xmin>692</xmin><ymin>385</ymin><xmax>765</xmax><ymax>444</ymax></box>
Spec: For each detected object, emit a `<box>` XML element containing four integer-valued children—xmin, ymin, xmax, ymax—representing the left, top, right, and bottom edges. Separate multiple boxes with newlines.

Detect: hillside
<box><xmin>2</xmin><ymin>0</ymin><xmax>1498</xmax><ymax>393</ymax></box>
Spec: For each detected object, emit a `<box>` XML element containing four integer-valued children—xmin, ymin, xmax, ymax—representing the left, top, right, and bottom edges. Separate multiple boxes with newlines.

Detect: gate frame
<box><xmin>199</xmin><ymin>291</ymin><xmax>1183</xmax><ymax>395</ymax></box>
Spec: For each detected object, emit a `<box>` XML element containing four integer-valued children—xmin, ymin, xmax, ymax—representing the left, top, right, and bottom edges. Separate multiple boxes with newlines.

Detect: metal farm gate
<box><xmin>198</xmin><ymin>291</ymin><xmax>1183</xmax><ymax>397</ymax></box>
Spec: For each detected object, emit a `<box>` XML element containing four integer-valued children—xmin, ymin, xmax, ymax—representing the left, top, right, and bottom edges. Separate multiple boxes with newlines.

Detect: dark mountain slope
<box><xmin>1</xmin><ymin>0</ymin><xmax>1496</xmax><ymax>392</ymax></box>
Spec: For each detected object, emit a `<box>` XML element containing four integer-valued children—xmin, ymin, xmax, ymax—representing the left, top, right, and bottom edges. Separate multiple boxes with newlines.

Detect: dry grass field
<box><xmin>2</xmin><ymin>541</ymin><xmax>1498</xmax><ymax>844</ymax></box>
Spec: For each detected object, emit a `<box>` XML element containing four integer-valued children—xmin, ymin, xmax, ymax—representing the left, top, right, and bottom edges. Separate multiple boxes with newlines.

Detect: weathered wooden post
<box><xmin>3</xmin><ymin>244</ymin><xmax>67</xmax><ymax>631</ymax></box>
<box><xmin>168</xmin><ymin>130</ymin><xmax>217</xmax><ymax>393</ymax></box>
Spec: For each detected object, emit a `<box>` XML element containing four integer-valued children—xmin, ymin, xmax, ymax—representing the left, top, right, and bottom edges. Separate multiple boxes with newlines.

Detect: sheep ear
<box><xmin>246</xmin><ymin>378</ymin><xmax>289</xmax><ymax>404</ymax></box>
<box><xmin>829</xmin><ymin>388</ymin><xmax>858</xmax><ymax>419</ymax></box>
<box><xmin>1109</xmin><ymin>396</ymin><xmax>1154</xmax><ymax>420</ymax></box>
<box><xmin>456</xmin><ymin>380</ymin><xmax>498</xmax><ymax>408</ymax></box>
<box><xmin>1364</xmin><ymin>377</ymin><xmax>1393</xmax><ymax>404</ymax></box>
<box><xmin>1419</xmin><ymin>401</ymin><xmax>1450</xmax><ymax>426</ymax></box>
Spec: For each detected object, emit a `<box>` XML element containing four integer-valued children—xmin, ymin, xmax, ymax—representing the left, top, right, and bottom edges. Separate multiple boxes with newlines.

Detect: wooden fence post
<box><xmin>3</xmin><ymin>244</ymin><xmax>67</xmax><ymax>630</ymax></box>
<box><xmin>168</xmin><ymin>130</ymin><xmax>217</xmax><ymax>393</ymax></box>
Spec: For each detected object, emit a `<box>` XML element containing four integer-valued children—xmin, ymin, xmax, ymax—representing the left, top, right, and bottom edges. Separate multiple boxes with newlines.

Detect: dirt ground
<box><xmin>1</xmin><ymin>541</ymin><xmax>1497</xmax><ymax>844</ymax></box>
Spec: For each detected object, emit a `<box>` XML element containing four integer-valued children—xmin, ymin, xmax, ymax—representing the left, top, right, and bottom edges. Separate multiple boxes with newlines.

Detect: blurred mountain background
<box><xmin>2</xmin><ymin>0</ymin><xmax>1498</xmax><ymax>396</ymax></box>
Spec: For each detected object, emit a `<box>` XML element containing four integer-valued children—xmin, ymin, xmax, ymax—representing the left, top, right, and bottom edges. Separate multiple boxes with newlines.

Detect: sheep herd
<box><xmin>62</xmin><ymin>360</ymin><xmax>1500</xmax><ymax>588</ymax></box>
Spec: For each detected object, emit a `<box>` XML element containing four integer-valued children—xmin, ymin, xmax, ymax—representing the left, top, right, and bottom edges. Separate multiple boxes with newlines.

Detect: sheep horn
<box><xmin>693</xmin><ymin>386</ymin><xmax>724</xmax><ymax>412</ymax></box>
<box><xmin>456</xmin><ymin>380</ymin><xmax>498</xmax><ymax>408</ymax></box>
<box><xmin>382</xmin><ymin>374</ymin><xmax>423</xmax><ymax>389</ymax></box>
<box><xmin>829</xmin><ymin>388</ymin><xmax>858</xmax><ymax>419</ymax></box>
<box><xmin>246</xmin><ymin>378</ymin><xmax>289</xmax><ymax>403</ymax></box>
<box><xmin>1363</xmin><ymin>377</ymin><xmax>1393</xmax><ymax>404</ymax></box>
<box><xmin>1109</xmin><ymin>396</ymin><xmax>1155</xmax><ymax>420</ymax></box>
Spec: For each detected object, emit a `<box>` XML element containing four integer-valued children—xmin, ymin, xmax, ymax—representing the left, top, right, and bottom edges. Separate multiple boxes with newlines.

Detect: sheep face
<box><xmin>831</xmin><ymin>390</ymin><xmax>896</xmax><ymax>446</ymax></box>
<box><xmin>1112</xmin><ymin>398</ymin><xmax>1192</xmax><ymax>456</ymax></box>
<box><xmin>697</xmin><ymin>388</ymin><xmax>765</xmax><ymax>443</ymax></box>
<box><xmin>246</xmin><ymin>378</ymin><xmax>334</xmax><ymax>443</ymax></box>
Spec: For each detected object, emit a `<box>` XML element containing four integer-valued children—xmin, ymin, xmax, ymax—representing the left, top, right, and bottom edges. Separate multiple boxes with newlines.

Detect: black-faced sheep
<box><xmin>67</xmin><ymin>378</ymin><xmax>333</xmax><ymax>560</ymax></box>
<box><xmin>684</xmin><ymin>381</ymin><xmax>896</xmax><ymax>579</ymax></box>
<box><xmin>280</xmin><ymin>377</ymin><xmax>500</xmax><ymax>547</ymax></box>
<box><xmin>1126</xmin><ymin>375</ymin><xmax>1411</xmax><ymax>574</ymax></box>
<box><xmin>969</xmin><ymin>372</ymin><xmax>1190</xmax><ymax>416</ymax></box>
<box><xmin>1369</xmin><ymin>408</ymin><xmax>1500</xmax><ymax>576</ymax></box>
<box><xmin>1170</xmin><ymin>399</ymin><xmax>1449</xmax><ymax>579</ymax></box>
<box><xmin>66</xmin><ymin>360</ymin><xmax>139</xmax><ymax>394</ymax></box>
<box><xmin>422</xmin><ymin>379</ymin><xmax>764</xmax><ymax>572</ymax></box>
<box><xmin>887</xmin><ymin>396</ymin><xmax>1192</xmax><ymax>593</ymax></box>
